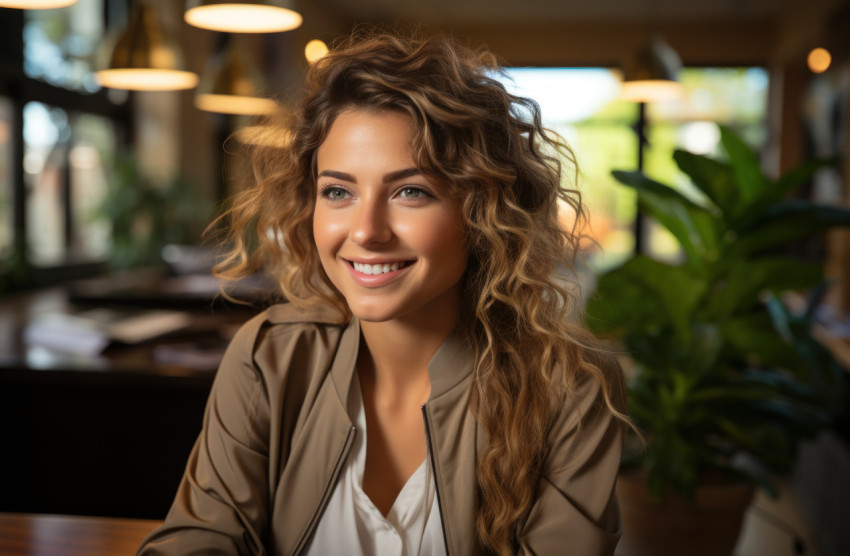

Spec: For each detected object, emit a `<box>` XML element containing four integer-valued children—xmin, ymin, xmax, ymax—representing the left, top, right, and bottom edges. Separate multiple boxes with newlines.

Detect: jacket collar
<box><xmin>329</xmin><ymin>316</ymin><xmax>475</xmax><ymax>410</ymax></box>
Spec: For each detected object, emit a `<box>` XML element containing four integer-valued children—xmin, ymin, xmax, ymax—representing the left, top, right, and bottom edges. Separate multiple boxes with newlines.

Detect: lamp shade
<box><xmin>0</xmin><ymin>0</ymin><xmax>78</xmax><ymax>7</ymax></box>
<box><xmin>195</xmin><ymin>42</ymin><xmax>277</xmax><ymax>115</ymax></box>
<box><xmin>621</xmin><ymin>35</ymin><xmax>683</xmax><ymax>103</ymax></box>
<box><xmin>95</xmin><ymin>4</ymin><xmax>198</xmax><ymax>91</ymax></box>
<box><xmin>185</xmin><ymin>0</ymin><xmax>302</xmax><ymax>33</ymax></box>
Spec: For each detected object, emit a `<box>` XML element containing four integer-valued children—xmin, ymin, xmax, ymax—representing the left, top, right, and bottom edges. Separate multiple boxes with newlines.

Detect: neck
<box><xmin>357</xmin><ymin>311</ymin><xmax>457</xmax><ymax>403</ymax></box>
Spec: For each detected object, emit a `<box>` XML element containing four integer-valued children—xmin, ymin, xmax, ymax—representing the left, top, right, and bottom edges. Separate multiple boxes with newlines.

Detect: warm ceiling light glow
<box><xmin>0</xmin><ymin>0</ymin><xmax>78</xmax><ymax>7</ymax></box>
<box><xmin>304</xmin><ymin>39</ymin><xmax>329</xmax><ymax>63</ymax></box>
<box><xmin>96</xmin><ymin>69</ymin><xmax>199</xmax><ymax>91</ymax></box>
<box><xmin>185</xmin><ymin>3</ymin><xmax>302</xmax><ymax>33</ymax></box>
<box><xmin>95</xmin><ymin>4</ymin><xmax>198</xmax><ymax>91</ymax></box>
<box><xmin>621</xmin><ymin>35</ymin><xmax>683</xmax><ymax>103</ymax></box>
<box><xmin>195</xmin><ymin>40</ymin><xmax>277</xmax><ymax>115</ymax></box>
<box><xmin>807</xmin><ymin>47</ymin><xmax>832</xmax><ymax>73</ymax></box>
<box><xmin>620</xmin><ymin>80</ymin><xmax>683</xmax><ymax>103</ymax></box>
<box><xmin>195</xmin><ymin>94</ymin><xmax>277</xmax><ymax>116</ymax></box>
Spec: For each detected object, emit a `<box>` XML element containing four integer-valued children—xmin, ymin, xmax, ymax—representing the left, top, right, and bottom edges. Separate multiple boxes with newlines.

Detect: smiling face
<box><xmin>313</xmin><ymin>109</ymin><xmax>468</xmax><ymax>326</ymax></box>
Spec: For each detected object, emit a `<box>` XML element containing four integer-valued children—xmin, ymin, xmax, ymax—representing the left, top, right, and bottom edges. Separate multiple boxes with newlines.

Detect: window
<box><xmin>501</xmin><ymin>66</ymin><xmax>769</xmax><ymax>271</ymax></box>
<box><xmin>23</xmin><ymin>102</ymin><xmax>115</xmax><ymax>265</ymax></box>
<box><xmin>23</xmin><ymin>0</ymin><xmax>104</xmax><ymax>93</ymax></box>
<box><xmin>1</xmin><ymin>0</ymin><xmax>128</xmax><ymax>285</ymax></box>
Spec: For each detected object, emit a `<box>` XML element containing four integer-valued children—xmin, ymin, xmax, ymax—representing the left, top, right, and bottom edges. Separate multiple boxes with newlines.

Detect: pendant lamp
<box><xmin>621</xmin><ymin>35</ymin><xmax>683</xmax><ymax>103</ymax></box>
<box><xmin>95</xmin><ymin>3</ymin><xmax>198</xmax><ymax>91</ymax></box>
<box><xmin>0</xmin><ymin>0</ymin><xmax>78</xmax><ymax>7</ymax></box>
<box><xmin>195</xmin><ymin>41</ymin><xmax>277</xmax><ymax>115</ymax></box>
<box><xmin>185</xmin><ymin>0</ymin><xmax>302</xmax><ymax>33</ymax></box>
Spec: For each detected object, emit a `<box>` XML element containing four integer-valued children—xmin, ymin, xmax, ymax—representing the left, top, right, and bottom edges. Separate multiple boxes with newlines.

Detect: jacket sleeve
<box><xmin>517</xmin><ymin>353</ymin><xmax>626</xmax><ymax>556</ymax></box>
<box><xmin>138</xmin><ymin>316</ymin><xmax>273</xmax><ymax>556</ymax></box>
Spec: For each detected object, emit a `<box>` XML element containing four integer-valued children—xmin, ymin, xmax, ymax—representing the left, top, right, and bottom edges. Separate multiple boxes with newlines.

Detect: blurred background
<box><xmin>0</xmin><ymin>1</ymin><xmax>848</xmax><ymax>555</ymax></box>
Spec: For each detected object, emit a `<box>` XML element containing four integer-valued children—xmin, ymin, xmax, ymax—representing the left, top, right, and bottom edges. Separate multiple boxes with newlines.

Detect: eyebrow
<box><xmin>316</xmin><ymin>167</ymin><xmax>422</xmax><ymax>184</ymax></box>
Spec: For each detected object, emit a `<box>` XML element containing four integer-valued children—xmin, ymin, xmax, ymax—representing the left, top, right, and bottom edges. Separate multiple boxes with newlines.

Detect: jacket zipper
<box><xmin>422</xmin><ymin>405</ymin><xmax>452</xmax><ymax>556</ymax></box>
<box><xmin>291</xmin><ymin>424</ymin><xmax>357</xmax><ymax>556</ymax></box>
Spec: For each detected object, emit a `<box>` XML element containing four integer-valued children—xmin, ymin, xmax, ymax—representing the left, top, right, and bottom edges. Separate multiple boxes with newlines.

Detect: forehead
<box><xmin>316</xmin><ymin>109</ymin><xmax>415</xmax><ymax>172</ymax></box>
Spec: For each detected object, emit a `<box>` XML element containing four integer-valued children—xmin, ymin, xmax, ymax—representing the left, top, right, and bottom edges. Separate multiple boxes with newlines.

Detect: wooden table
<box><xmin>0</xmin><ymin>284</ymin><xmax>256</xmax><ymax>519</ymax></box>
<box><xmin>0</xmin><ymin>513</ymin><xmax>162</xmax><ymax>556</ymax></box>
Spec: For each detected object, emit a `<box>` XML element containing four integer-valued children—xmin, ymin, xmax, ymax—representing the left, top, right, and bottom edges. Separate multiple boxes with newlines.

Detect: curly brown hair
<box><xmin>214</xmin><ymin>29</ymin><xmax>627</xmax><ymax>555</ymax></box>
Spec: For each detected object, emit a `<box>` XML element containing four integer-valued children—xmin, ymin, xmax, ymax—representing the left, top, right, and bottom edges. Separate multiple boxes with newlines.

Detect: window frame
<box><xmin>0</xmin><ymin>3</ymin><xmax>131</xmax><ymax>289</ymax></box>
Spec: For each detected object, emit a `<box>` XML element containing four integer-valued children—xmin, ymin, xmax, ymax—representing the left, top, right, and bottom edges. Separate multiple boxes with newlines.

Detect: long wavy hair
<box><xmin>215</xmin><ymin>29</ymin><xmax>627</xmax><ymax>555</ymax></box>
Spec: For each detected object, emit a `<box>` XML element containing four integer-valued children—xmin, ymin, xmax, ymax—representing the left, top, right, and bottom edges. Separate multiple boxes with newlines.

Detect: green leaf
<box><xmin>719</xmin><ymin>316</ymin><xmax>803</xmax><ymax>370</ymax></box>
<box><xmin>739</xmin><ymin>369</ymin><xmax>819</xmax><ymax>401</ymax></box>
<box><xmin>591</xmin><ymin>256</ymin><xmax>706</xmax><ymax>344</ymax></box>
<box><xmin>683</xmin><ymin>324</ymin><xmax>723</xmax><ymax>376</ymax></box>
<box><xmin>765</xmin><ymin>295</ymin><xmax>795</xmax><ymax>344</ymax></box>
<box><xmin>711</xmin><ymin>416</ymin><xmax>791</xmax><ymax>467</ymax></box>
<box><xmin>728</xmin><ymin>201</ymin><xmax>850</xmax><ymax>256</ymax></box>
<box><xmin>734</xmin><ymin>158</ymin><xmax>839</xmax><ymax>228</ymax></box>
<box><xmin>757</xmin><ymin>157</ymin><xmax>837</xmax><ymax>210</ymax></box>
<box><xmin>587</xmin><ymin>267</ymin><xmax>667</xmax><ymax>336</ymax></box>
<box><xmin>703</xmin><ymin>259</ymin><xmax>823</xmax><ymax>319</ymax></box>
<box><xmin>719</xmin><ymin>125</ymin><xmax>766</xmax><ymax>207</ymax></box>
<box><xmin>673</xmin><ymin>150</ymin><xmax>737</xmax><ymax>214</ymax></box>
<box><xmin>612</xmin><ymin>170</ymin><xmax>720</xmax><ymax>266</ymax></box>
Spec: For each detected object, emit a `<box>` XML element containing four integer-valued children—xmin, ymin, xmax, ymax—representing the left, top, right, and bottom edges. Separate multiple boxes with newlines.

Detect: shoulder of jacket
<box><xmin>550</xmin><ymin>347</ymin><xmax>627</xmax><ymax>429</ymax></box>
<box><xmin>225</xmin><ymin>302</ymin><xmax>346</xmax><ymax>355</ymax></box>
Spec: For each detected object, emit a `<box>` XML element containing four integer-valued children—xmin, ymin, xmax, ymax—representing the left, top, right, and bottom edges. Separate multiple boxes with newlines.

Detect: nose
<box><xmin>350</xmin><ymin>196</ymin><xmax>393</xmax><ymax>246</ymax></box>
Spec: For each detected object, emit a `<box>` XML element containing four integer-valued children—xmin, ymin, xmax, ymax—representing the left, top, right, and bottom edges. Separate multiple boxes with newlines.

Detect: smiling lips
<box><xmin>351</xmin><ymin>260</ymin><xmax>411</xmax><ymax>275</ymax></box>
<box><xmin>345</xmin><ymin>259</ymin><xmax>414</xmax><ymax>286</ymax></box>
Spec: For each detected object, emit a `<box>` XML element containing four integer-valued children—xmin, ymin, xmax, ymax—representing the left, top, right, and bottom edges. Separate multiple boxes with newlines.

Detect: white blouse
<box><xmin>305</xmin><ymin>379</ymin><xmax>447</xmax><ymax>556</ymax></box>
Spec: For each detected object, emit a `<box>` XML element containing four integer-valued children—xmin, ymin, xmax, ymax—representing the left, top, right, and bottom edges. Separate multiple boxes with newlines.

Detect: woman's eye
<box><xmin>398</xmin><ymin>187</ymin><xmax>427</xmax><ymax>200</ymax></box>
<box><xmin>321</xmin><ymin>186</ymin><xmax>350</xmax><ymax>201</ymax></box>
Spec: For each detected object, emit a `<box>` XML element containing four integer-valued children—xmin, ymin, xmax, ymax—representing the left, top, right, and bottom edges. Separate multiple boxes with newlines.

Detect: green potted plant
<box><xmin>96</xmin><ymin>153</ymin><xmax>214</xmax><ymax>270</ymax></box>
<box><xmin>586</xmin><ymin>126</ymin><xmax>850</xmax><ymax>556</ymax></box>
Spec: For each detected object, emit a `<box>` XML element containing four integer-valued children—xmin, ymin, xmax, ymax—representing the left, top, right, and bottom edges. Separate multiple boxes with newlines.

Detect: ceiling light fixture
<box><xmin>95</xmin><ymin>3</ymin><xmax>198</xmax><ymax>91</ymax></box>
<box><xmin>195</xmin><ymin>41</ymin><xmax>277</xmax><ymax>115</ymax></box>
<box><xmin>185</xmin><ymin>0</ymin><xmax>302</xmax><ymax>33</ymax></box>
<box><xmin>0</xmin><ymin>0</ymin><xmax>78</xmax><ymax>8</ymax></box>
<box><xmin>621</xmin><ymin>35</ymin><xmax>683</xmax><ymax>103</ymax></box>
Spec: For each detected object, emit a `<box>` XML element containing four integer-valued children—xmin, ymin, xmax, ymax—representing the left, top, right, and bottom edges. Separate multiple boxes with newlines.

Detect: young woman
<box><xmin>139</xmin><ymin>31</ymin><xmax>627</xmax><ymax>556</ymax></box>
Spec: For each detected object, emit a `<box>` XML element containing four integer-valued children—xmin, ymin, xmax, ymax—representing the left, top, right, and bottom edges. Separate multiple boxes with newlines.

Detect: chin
<box><xmin>347</xmin><ymin>307</ymin><xmax>398</xmax><ymax>323</ymax></box>
<box><xmin>344</xmin><ymin>298</ymin><xmax>413</xmax><ymax>323</ymax></box>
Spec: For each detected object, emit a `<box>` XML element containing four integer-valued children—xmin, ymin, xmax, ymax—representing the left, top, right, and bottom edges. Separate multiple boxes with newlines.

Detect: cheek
<box><xmin>312</xmin><ymin>209</ymin><xmax>345</xmax><ymax>256</ymax></box>
<box><xmin>408</xmin><ymin>213</ymin><xmax>467</xmax><ymax>269</ymax></box>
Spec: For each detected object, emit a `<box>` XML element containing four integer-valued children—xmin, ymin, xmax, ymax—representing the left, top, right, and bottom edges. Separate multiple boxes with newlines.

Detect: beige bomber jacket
<box><xmin>138</xmin><ymin>303</ymin><xmax>624</xmax><ymax>556</ymax></box>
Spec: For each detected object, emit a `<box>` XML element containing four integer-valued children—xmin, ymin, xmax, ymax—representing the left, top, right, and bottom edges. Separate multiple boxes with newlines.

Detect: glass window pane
<box><xmin>23</xmin><ymin>0</ymin><xmax>103</xmax><ymax>93</ymax></box>
<box><xmin>648</xmin><ymin>67</ymin><xmax>770</xmax><ymax>129</ymax></box>
<box><xmin>501</xmin><ymin>68</ymin><xmax>639</xmax><ymax>271</ymax></box>
<box><xmin>70</xmin><ymin>113</ymin><xmax>115</xmax><ymax>260</ymax></box>
<box><xmin>24</xmin><ymin>101</ymin><xmax>70</xmax><ymax>266</ymax></box>
<box><xmin>0</xmin><ymin>97</ymin><xmax>13</xmax><ymax>260</ymax></box>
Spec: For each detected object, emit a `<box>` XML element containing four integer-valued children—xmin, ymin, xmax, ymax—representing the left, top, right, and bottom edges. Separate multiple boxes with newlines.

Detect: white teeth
<box><xmin>353</xmin><ymin>261</ymin><xmax>405</xmax><ymax>274</ymax></box>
